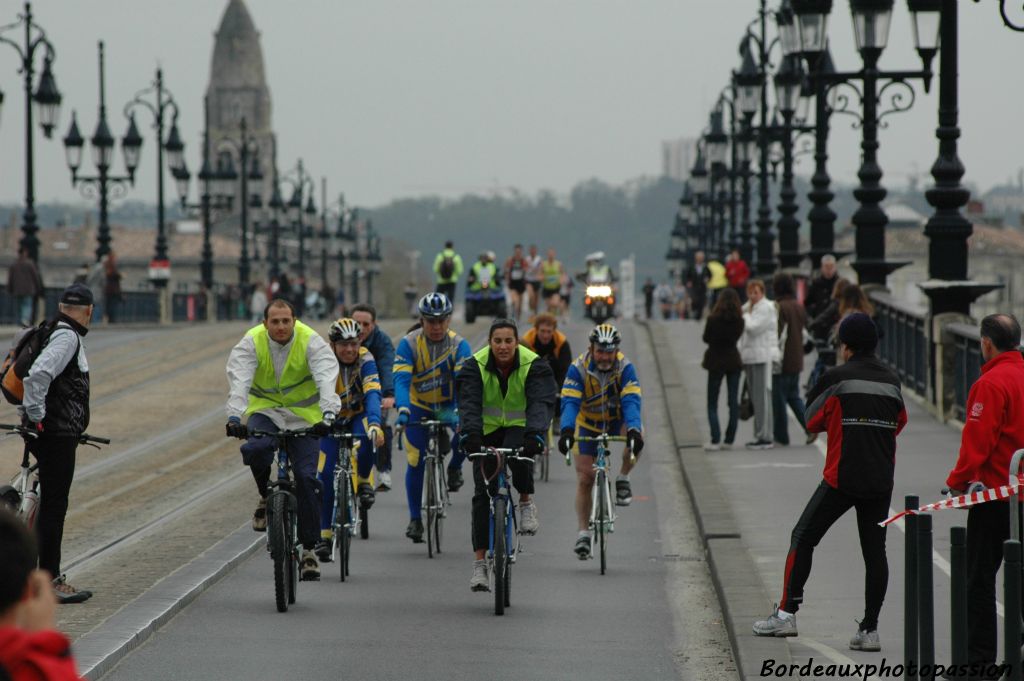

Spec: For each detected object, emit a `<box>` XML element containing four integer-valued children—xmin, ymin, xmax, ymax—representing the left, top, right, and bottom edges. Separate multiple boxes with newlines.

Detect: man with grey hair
<box><xmin>805</xmin><ymin>254</ymin><xmax>839</xmax><ymax>321</ymax></box>
<box><xmin>19</xmin><ymin>283</ymin><xmax>95</xmax><ymax>603</ymax></box>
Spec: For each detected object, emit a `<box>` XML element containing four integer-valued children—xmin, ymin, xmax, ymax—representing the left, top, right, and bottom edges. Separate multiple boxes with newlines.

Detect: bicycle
<box><xmin>0</xmin><ymin>424</ymin><xmax>110</xmax><ymax>527</ymax></box>
<box><xmin>572</xmin><ymin>433</ymin><xmax>631</xmax><ymax>575</ymax></box>
<box><xmin>398</xmin><ymin>417</ymin><xmax>455</xmax><ymax>558</ymax></box>
<box><xmin>468</xmin><ymin>447</ymin><xmax>532</xmax><ymax>615</ymax></box>
<box><xmin>326</xmin><ymin>431</ymin><xmax>376</xmax><ymax>582</ymax></box>
<box><xmin>250</xmin><ymin>427</ymin><xmax>313</xmax><ymax>613</ymax></box>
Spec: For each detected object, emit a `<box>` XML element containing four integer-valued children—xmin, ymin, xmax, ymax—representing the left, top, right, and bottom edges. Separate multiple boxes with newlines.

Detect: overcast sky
<box><xmin>1</xmin><ymin>0</ymin><xmax>1021</xmax><ymax>210</ymax></box>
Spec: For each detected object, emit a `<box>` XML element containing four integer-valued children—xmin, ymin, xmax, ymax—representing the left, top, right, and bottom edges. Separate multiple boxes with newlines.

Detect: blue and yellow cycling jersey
<box><xmin>336</xmin><ymin>347</ymin><xmax>382</xmax><ymax>426</ymax></box>
<box><xmin>394</xmin><ymin>329</ymin><xmax>472</xmax><ymax>412</ymax></box>
<box><xmin>559</xmin><ymin>351</ymin><xmax>642</xmax><ymax>432</ymax></box>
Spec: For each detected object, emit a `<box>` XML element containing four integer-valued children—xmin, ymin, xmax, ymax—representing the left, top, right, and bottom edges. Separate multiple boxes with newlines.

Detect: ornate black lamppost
<box><xmin>122</xmin><ymin>67</ymin><xmax>185</xmax><ymax>287</ymax></box>
<box><xmin>364</xmin><ymin>220</ymin><xmax>383</xmax><ymax>307</ymax></box>
<box><xmin>666</xmin><ymin>182</ymin><xmax>691</xmax><ymax>280</ymax></box>
<box><xmin>792</xmin><ymin>0</ymin><xmax>938</xmax><ymax>287</ymax></box>
<box><xmin>210</xmin><ymin>118</ymin><xmax>263</xmax><ymax>286</ymax></box>
<box><xmin>349</xmin><ymin>209</ymin><xmax>363</xmax><ymax>303</ymax></box>
<box><xmin>63</xmin><ymin>42</ymin><xmax>138</xmax><ymax>262</ymax></box>
<box><xmin>0</xmin><ymin>1</ymin><xmax>62</xmax><ymax>263</ymax></box>
<box><xmin>689</xmin><ymin>145</ymin><xmax>710</xmax><ymax>258</ymax></box>
<box><xmin>279</xmin><ymin>159</ymin><xmax>317</xmax><ymax>283</ymax></box>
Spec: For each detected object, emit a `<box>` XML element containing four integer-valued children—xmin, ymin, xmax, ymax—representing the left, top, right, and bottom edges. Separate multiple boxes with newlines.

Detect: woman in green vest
<box><xmin>456</xmin><ymin>319</ymin><xmax>556</xmax><ymax>593</ymax></box>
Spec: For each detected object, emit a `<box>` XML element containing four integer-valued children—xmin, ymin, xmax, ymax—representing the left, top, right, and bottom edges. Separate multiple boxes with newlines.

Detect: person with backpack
<box><xmin>433</xmin><ymin>241</ymin><xmax>464</xmax><ymax>303</ymax></box>
<box><xmin>14</xmin><ymin>284</ymin><xmax>95</xmax><ymax>603</ymax></box>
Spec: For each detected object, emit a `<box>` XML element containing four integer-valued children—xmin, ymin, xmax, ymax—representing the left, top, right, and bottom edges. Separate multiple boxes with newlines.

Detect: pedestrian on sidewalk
<box><xmin>642</xmin><ymin>278</ymin><xmax>656</xmax><ymax>320</ymax></box>
<box><xmin>753</xmin><ymin>313</ymin><xmax>906</xmax><ymax>651</ymax></box>
<box><xmin>7</xmin><ymin>247</ymin><xmax>44</xmax><ymax>327</ymax></box>
<box><xmin>772</xmin><ymin>273</ymin><xmax>814</xmax><ymax>446</ymax></box>
<box><xmin>944</xmin><ymin>314</ymin><xmax>1024</xmax><ymax>675</ymax></box>
<box><xmin>684</xmin><ymin>251</ymin><xmax>709</xmax><ymax>320</ymax></box>
<box><xmin>806</xmin><ymin>278</ymin><xmax>850</xmax><ymax>398</ymax></box>
<box><xmin>702</xmin><ymin>288</ymin><xmax>744</xmax><ymax>450</ymax></box>
<box><xmin>738</xmin><ymin>279</ymin><xmax>776</xmax><ymax>450</ymax></box>
<box><xmin>103</xmin><ymin>250</ymin><xmax>123</xmax><ymax>324</ymax></box>
<box><xmin>725</xmin><ymin>249</ymin><xmax>750</xmax><ymax>302</ymax></box>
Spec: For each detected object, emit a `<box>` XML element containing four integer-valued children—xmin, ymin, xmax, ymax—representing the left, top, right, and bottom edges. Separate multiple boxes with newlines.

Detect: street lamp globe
<box><xmin>216</xmin><ymin>153</ymin><xmax>238</xmax><ymax>201</ymax></box>
<box><xmin>733</xmin><ymin>37</ymin><xmax>764</xmax><ymax>120</ymax></box>
<box><xmin>173</xmin><ymin>163</ymin><xmax>190</xmax><ymax>207</ymax></box>
<box><xmin>33</xmin><ymin>57</ymin><xmax>62</xmax><ymax>139</ymax></box>
<box><xmin>121</xmin><ymin>113</ymin><xmax>143</xmax><ymax>176</ymax></box>
<box><xmin>288</xmin><ymin>185</ymin><xmax>302</xmax><ymax>223</ymax></box>
<box><xmin>791</xmin><ymin>0</ymin><xmax>833</xmax><ymax>55</ymax></box>
<box><xmin>268</xmin><ymin>183</ymin><xmax>284</xmax><ymax>212</ymax></box>
<box><xmin>850</xmin><ymin>0</ymin><xmax>895</xmax><ymax>55</ymax></box>
<box><xmin>163</xmin><ymin>121</ymin><xmax>184</xmax><ymax>173</ymax></box>
<box><xmin>197</xmin><ymin>156</ymin><xmax>215</xmax><ymax>197</ymax></box>
<box><xmin>90</xmin><ymin>115</ymin><xmax>114</xmax><ymax>170</ymax></box>
<box><xmin>678</xmin><ymin>182</ymin><xmax>694</xmax><ymax>224</ymax></box>
<box><xmin>690</xmin><ymin>147</ymin><xmax>710</xmax><ymax>197</ymax></box>
<box><xmin>706</xmin><ymin>109</ymin><xmax>729</xmax><ymax>167</ymax></box>
<box><xmin>62</xmin><ymin>112</ymin><xmax>84</xmax><ymax>172</ymax></box>
<box><xmin>776</xmin><ymin>0</ymin><xmax>801</xmax><ymax>57</ymax></box>
<box><xmin>774</xmin><ymin>55</ymin><xmax>805</xmax><ymax>116</ymax></box>
<box><xmin>247</xmin><ymin>155</ymin><xmax>263</xmax><ymax>182</ymax></box>
<box><xmin>907</xmin><ymin>0</ymin><xmax>941</xmax><ymax>66</ymax></box>
<box><xmin>304</xmin><ymin>192</ymin><xmax>317</xmax><ymax>218</ymax></box>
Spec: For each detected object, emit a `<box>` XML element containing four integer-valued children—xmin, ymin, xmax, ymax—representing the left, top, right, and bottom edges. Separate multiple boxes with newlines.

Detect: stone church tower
<box><xmin>207</xmin><ymin>0</ymin><xmax>276</xmax><ymax>207</ymax></box>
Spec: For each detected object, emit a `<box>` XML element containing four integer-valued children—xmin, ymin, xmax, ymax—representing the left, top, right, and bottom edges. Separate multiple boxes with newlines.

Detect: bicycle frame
<box><xmin>469</xmin><ymin>448</ymin><xmax>532</xmax><ymax>564</ymax></box>
<box><xmin>576</xmin><ymin>433</ymin><xmax>628</xmax><ymax>566</ymax></box>
<box><xmin>331</xmin><ymin>432</ymin><xmax>361</xmax><ymax>538</ymax></box>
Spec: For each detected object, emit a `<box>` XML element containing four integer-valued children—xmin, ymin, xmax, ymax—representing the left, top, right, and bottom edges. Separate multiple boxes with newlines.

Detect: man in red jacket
<box><xmin>945</xmin><ymin>313</ymin><xmax>1024</xmax><ymax>676</ymax></box>
<box><xmin>0</xmin><ymin>508</ymin><xmax>84</xmax><ymax>681</ymax></box>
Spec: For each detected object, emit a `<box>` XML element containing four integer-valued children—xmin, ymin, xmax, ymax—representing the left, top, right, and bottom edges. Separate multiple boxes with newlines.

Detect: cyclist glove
<box><xmin>627</xmin><ymin>429</ymin><xmax>644</xmax><ymax>456</ymax></box>
<box><xmin>225</xmin><ymin>417</ymin><xmax>248</xmax><ymax>439</ymax></box>
<box><xmin>461</xmin><ymin>433</ymin><xmax>482</xmax><ymax>456</ymax></box>
<box><xmin>558</xmin><ymin>428</ymin><xmax>575</xmax><ymax>455</ymax></box>
<box><xmin>523</xmin><ymin>434</ymin><xmax>545</xmax><ymax>458</ymax></box>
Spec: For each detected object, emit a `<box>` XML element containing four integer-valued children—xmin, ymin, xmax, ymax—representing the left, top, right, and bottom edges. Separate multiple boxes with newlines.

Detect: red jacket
<box><xmin>0</xmin><ymin>627</ymin><xmax>83</xmax><ymax>681</ymax></box>
<box><xmin>946</xmin><ymin>350</ymin><xmax>1024</xmax><ymax>492</ymax></box>
<box><xmin>725</xmin><ymin>259</ymin><xmax>750</xmax><ymax>288</ymax></box>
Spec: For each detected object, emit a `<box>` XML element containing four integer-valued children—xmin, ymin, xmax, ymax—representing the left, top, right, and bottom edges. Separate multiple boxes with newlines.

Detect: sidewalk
<box><xmin>647</xmin><ymin>318</ymin><xmax>981</xmax><ymax>679</ymax></box>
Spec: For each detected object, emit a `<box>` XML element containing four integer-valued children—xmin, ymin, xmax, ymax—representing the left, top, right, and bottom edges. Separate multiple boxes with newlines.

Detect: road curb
<box><xmin>74</xmin><ymin>523</ymin><xmax>263</xmax><ymax>680</ymax></box>
<box><xmin>641</xmin><ymin>321</ymin><xmax>792</xmax><ymax>681</ymax></box>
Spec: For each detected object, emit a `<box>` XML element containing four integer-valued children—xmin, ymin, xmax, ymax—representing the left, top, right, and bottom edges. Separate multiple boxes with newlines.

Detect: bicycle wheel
<box><xmin>541</xmin><ymin>447</ymin><xmax>550</xmax><ymax>482</ymax></box>
<box><xmin>504</xmin><ymin>507</ymin><xmax>512</xmax><ymax>608</ymax></box>
<box><xmin>338</xmin><ymin>476</ymin><xmax>351</xmax><ymax>581</ymax></box>
<box><xmin>268</xmin><ymin>493</ymin><xmax>289</xmax><ymax>612</ymax></box>
<box><xmin>493</xmin><ymin>498</ymin><xmax>507</xmax><ymax>616</ymax></box>
<box><xmin>425</xmin><ymin>461</ymin><xmax>437</xmax><ymax>559</ymax></box>
<box><xmin>287</xmin><ymin>502</ymin><xmax>298</xmax><ymax>604</ymax></box>
<box><xmin>359</xmin><ymin>505</ymin><xmax>369</xmax><ymax>540</ymax></box>
<box><xmin>596</xmin><ymin>471</ymin><xmax>608</xmax><ymax>575</ymax></box>
<box><xmin>433</xmin><ymin>461</ymin><xmax>444</xmax><ymax>553</ymax></box>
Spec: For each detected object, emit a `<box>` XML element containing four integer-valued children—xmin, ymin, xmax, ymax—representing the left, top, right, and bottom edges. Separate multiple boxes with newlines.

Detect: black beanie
<box><xmin>838</xmin><ymin>313</ymin><xmax>878</xmax><ymax>354</ymax></box>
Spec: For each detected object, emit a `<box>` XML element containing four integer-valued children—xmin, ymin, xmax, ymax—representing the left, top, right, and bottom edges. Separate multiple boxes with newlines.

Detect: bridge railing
<box><xmin>870</xmin><ymin>290</ymin><xmax>930</xmax><ymax>396</ymax></box>
<box><xmin>945</xmin><ymin>322</ymin><xmax>983</xmax><ymax>422</ymax></box>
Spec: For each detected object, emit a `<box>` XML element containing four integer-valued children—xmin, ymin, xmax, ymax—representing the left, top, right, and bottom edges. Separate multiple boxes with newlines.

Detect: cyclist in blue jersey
<box><xmin>314</xmin><ymin>318</ymin><xmax>385</xmax><ymax>561</ymax></box>
<box><xmin>350</xmin><ymin>303</ymin><xmax>396</xmax><ymax>491</ymax></box>
<box><xmin>557</xmin><ymin>323</ymin><xmax>645</xmax><ymax>559</ymax></box>
<box><xmin>394</xmin><ymin>293</ymin><xmax>473</xmax><ymax>543</ymax></box>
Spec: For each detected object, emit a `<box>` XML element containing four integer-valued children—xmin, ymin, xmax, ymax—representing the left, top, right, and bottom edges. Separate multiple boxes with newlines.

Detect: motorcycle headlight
<box><xmin>585</xmin><ymin>285</ymin><xmax>612</xmax><ymax>298</ymax></box>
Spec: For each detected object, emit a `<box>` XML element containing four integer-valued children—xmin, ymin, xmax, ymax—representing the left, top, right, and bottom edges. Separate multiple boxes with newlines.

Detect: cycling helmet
<box><xmin>328</xmin><ymin>317</ymin><xmax>361</xmax><ymax>342</ymax></box>
<box><xmin>589</xmin><ymin>323</ymin><xmax>620</xmax><ymax>350</ymax></box>
<box><xmin>418</xmin><ymin>292</ymin><xmax>453</xmax><ymax>319</ymax></box>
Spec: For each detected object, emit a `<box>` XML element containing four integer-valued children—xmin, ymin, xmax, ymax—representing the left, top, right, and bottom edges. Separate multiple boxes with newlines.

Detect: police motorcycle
<box><xmin>579</xmin><ymin>252</ymin><xmax>616</xmax><ymax>323</ymax></box>
<box><xmin>465</xmin><ymin>251</ymin><xmax>508</xmax><ymax>323</ymax></box>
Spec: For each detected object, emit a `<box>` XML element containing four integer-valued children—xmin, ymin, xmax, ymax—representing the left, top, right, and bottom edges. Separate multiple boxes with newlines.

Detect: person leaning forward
<box><xmin>753</xmin><ymin>313</ymin><xmax>906</xmax><ymax>652</ymax></box>
<box><xmin>19</xmin><ymin>284</ymin><xmax>95</xmax><ymax>604</ymax></box>
<box><xmin>945</xmin><ymin>314</ymin><xmax>1024</xmax><ymax>676</ymax></box>
<box><xmin>225</xmin><ymin>298</ymin><xmax>341</xmax><ymax>582</ymax></box>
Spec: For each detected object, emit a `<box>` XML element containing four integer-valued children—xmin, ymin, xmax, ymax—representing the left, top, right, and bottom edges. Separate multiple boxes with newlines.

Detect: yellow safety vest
<box><xmin>474</xmin><ymin>345</ymin><xmax>537</xmax><ymax>434</ymax></box>
<box><xmin>245</xmin><ymin>321</ymin><xmax>321</xmax><ymax>424</ymax></box>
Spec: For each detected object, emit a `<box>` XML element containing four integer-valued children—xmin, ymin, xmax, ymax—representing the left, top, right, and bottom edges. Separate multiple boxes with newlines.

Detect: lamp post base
<box><xmin>918</xmin><ymin>280</ymin><xmax>1003</xmax><ymax>318</ymax></box>
<box><xmin>850</xmin><ymin>258</ymin><xmax>911</xmax><ymax>287</ymax></box>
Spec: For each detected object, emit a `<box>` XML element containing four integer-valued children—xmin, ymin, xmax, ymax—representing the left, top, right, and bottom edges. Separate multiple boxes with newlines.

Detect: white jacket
<box><xmin>739</xmin><ymin>297</ymin><xmax>778</xmax><ymax>365</ymax></box>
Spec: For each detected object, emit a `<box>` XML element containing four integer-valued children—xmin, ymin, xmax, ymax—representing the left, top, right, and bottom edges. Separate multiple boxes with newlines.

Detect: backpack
<box><xmin>0</xmin><ymin>319</ymin><xmax>59</xmax><ymax>405</ymax></box>
<box><xmin>439</xmin><ymin>254</ymin><xmax>456</xmax><ymax>280</ymax></box>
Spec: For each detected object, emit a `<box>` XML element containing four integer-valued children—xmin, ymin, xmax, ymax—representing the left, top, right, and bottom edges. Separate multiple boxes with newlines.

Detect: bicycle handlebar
<box><xmin>250</xmin><ymin>428</ymin><xmax>316</xmax><ymax>439</ymax></box>
<box><xmin>0</xmin><ymin>424</ymin><xmax>109</xmax><ymax>446</ymax></box>
<box><xmin>467</xmin><ymin>448</ymin><xmax>535</xmax><ymax>463</ymax></box>
<box><xmin>576</xmin><ymin>435</ymin><xmax>629</xmax><ymax>443</ymax></box>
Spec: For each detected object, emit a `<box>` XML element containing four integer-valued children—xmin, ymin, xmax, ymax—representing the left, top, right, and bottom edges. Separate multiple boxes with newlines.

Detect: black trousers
<box><xmin>28</xmin><ymin>435</ymin><xmax>79</xmax><ymax>577</ymax></box>
<box><xmin>781</xmin><ymin>481</ymin><xmax>891</xmax><ymax>630</ymax></box>
<box><xmin>435</xmin><ymin>282</ymin><xmax>456</xmax><ymax>302</ymax></box>
<box><xmin>966</xmin><ymin>500</ymin><xmax>1024</xmax><ymax>666</ymax></box>
<box><xmin>471</xmin><ymin>428</ymin><xmax>534</xmax><ymax>552</ymax></box>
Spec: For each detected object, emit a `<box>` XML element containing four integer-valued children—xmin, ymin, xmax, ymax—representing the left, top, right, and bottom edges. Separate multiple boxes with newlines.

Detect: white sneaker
<box><xmin>519</xmin><ymin>501</ymin><xmax>539</xmax><ymax>535</ymax></box>
<box><xmin>470</xmin><ymin>559</ymin><xmax>490</xmax><ymax>592</ymax></box>
<box><xmin>704</xmin><ymin>442</ymin><xmax>721</xmax><ymax>451</ymax></box>
<box><xmin>376</xmin><ymin>470</ymin><xmax>392</xmax><ymax>491</ymax></box>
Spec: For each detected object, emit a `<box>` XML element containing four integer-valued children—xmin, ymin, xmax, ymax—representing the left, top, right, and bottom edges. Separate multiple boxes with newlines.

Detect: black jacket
<box><xmin>456</xmin><ymin>351</ymin><xmax>556</xmax><ymax>442</ymax></box>
<box><xmin>805</xmin><ymin>355</ymin><xmax>907</xmax><ymax>498</ymax></box>
<box><xmin>702</xmin><ymin>315</ymin><xmax>744</xmax><ymax>374</ymax></box>
<box><xmin>43</xmin><ymin>314</ymin><xmax>90</xmax><ymax>436</ymax></box>
<box><xmin>805</xmin><ymin>273</ymin><xmax>839</xmax><ymax>320</ymax></box>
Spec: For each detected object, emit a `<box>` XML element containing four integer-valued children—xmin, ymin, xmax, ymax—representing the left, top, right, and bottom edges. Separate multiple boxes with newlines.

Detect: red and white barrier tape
<box><xmin>879</xmin><ymin>477</ymin><xmax>1023</xmax><ymax>527</ymax></box>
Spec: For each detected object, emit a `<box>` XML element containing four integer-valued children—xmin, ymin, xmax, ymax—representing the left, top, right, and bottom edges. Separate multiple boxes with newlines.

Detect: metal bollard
<box><xmin>1004</xmin><ymin>540</ymin><xmax>1022</xmax><ymax>681</ymax></box>
<box><xmin>918</xmin><ymin>514</ymin><xmax>935</xmax><ymax>680</ymax></box>
<box><xmin>949</xmin><ymin>526</ymin><xmax>968</xmax><ymax>678</ymax></box>
<box><xmin>905</xmin><ymin>495</ymin><xmax>919</xmax><ymax>681</ymax></box>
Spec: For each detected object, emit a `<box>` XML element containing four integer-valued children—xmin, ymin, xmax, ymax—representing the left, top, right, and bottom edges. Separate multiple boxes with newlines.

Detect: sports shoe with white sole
<box><xmin>301</xmin><ymin>549</ymin><xmax>321</xmax><ymax>581</ymax></box>
<box><xmin>470</xmin><ymin>559</ymin><xmax>490</xmax><ymax>592</ymax></box>
<box><xmin>519</xmin><ymin>501</ymin><xmax>539</xmax><ymax>535</ymax></box>
<box><xmin>849</xmin><ymin>627</ymin><xmax>881</xmax><ymax>651</ymax></box>
<box><xmin>376</xmin><ymin>470</ymin><xmax>392</xmax><ymax>491</ymax></box>
<box><xmin>574</xmin><ymin>533</ymin><xmax>591</xmax><ymax>559</ymax></box>
<box><xmin>752</xmin><ymin>606</ymin><xmax>797</xmax><ymax>637</ymax></box>
<box><xmin>615</xmin><ymin>479</ymin><xmax>632</xmax><ymax>506</ymax></box>
<box><xmin>252</xmin><ymin>497</ymin><xmax>267</xmax><ymax>532</ymax></box>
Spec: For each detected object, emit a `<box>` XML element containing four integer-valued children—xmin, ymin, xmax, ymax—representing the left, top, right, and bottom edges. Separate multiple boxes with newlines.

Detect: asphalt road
<box><xmin>98</xmin><ymin>320</ymin><xmax>710</xmax><ymax>681</ymax></box>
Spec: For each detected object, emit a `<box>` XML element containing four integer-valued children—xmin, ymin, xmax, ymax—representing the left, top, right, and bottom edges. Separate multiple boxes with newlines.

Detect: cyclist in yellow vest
<box><xmin>225</xmin><ymin>298</ymin><xmax>341</xmax><ymax>581</ymax></box>
<box><xmin>456</xmin><ymin>319</ymin><xmax>555</xmax><ymax>592</ymax></box>
<box><xmin>540</xmin><ymin>249</ymin><xmax>564</xmax><ymax>313</ymax></box>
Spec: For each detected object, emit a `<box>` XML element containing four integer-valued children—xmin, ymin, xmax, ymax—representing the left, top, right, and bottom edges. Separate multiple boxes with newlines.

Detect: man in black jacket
<box><xmin>804</xmin><ymin>254</ymin><xmax>839</xmax><ymax>320</ymax></box>
<box><xmin>753</xmin><ymin>313</ymin><xmax>906</xmax><ymax>651</ymax></box>
<box><xmin>18</xmin><ymin>284</ymin><xmax>95</xmax><ymax>604</ymax></box>
<box><xmin>456</xmin><ymin>319</ymin><xmax>555</xmax><ymax>592</ymax></box>
<box><xmin>684</xmin><ymin>251</ymin><xmax>710</xmax><ymax>320</ymax></box>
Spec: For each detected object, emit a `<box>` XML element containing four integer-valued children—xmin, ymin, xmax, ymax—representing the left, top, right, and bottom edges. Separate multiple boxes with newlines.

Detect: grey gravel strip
<box><xmin>74</xmin><ymin>523</ymin><xmax>263</xmax><ymax>681</ymax></box>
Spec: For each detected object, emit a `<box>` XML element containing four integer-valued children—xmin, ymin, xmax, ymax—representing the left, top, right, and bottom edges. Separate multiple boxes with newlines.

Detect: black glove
<box><xmin>523</xmin><ymin>434</ymin><xmax>545</xmax><ymax>458</ymax></box>
<box><xmin>462</xmin><ymin>433</ymin><xmax>482</xmax><ymax>456</ymax></box>
<box><xmin>310</xmin><ymin>420</ymin><xmax>332</xmax><ymax>438</ymax></box>
<box><xmin>558</xmin><ymin>428</ymin><xmax>575</xmax><ymax>455</ymax></box>
<box><xmin>627</xmin><ymin>429</ymin><xmax>644</xmax><ymax>456</ymax></box>
<box><xmin>20</xmin><ymin>413</ymin><xmax>42</xmax><ymax>442</ymax></box>
<box><xmin>225</xmin><ymin>418</ymin><xmax>247</xmax><ymax>439</ymax></box>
